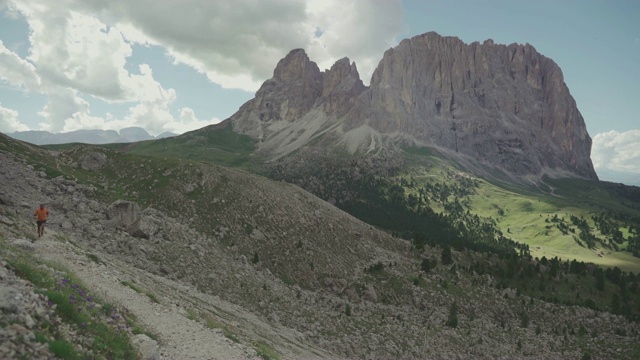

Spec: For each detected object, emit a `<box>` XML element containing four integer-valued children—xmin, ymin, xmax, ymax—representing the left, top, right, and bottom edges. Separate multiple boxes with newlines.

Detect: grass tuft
<box><xmin>256</xmin><ymin>341</ymin><xmax>280</xmax><ymax>360</ymax></box>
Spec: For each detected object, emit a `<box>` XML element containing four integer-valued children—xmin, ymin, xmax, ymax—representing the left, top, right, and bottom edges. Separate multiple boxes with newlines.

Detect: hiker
<box><xmin>33</xmin><ymin>203</ymin><xmax>49</xmax><ymax>238</ymax></box>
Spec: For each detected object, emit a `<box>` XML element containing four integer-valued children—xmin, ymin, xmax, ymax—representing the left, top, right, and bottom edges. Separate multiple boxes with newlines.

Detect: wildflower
<box><xmin>86</xmin><ymin>296</ymin><xmax>93</xmax><ymax>303</ymax></box>
<box><xmin>47</xmin><ymin>300</ymin><xmax>53</xmax><ymax>307</ymax></box>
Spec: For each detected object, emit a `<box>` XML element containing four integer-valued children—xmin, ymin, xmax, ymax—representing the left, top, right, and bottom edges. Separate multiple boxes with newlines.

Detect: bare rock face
<box><xmin>321</xmin><ymin>57</ymin><xmax>366</xmax><ymax>117</ymax></box>
<box><xmin>231</xmin><ymin>49</ymin><xmax>324</xmax><ymax>140</ymax></box>
<box><xmin>229</xmin><ymin>49</ymin><xmax>365</xmax><ymax>158</ymax></box>
<box><xmin>350</xmin><ymin>32</ymin><xmax>596</xmax><ymax>178</ymax></box>
<box><xmin>79</xmin><ymin>151</ymin><xmax>107</xmax><ymax>171</ymax></box>
<box><xmin>230</xmin><ymin>32</ymin><xmax>597</xmax><ymax>180</ymax></box>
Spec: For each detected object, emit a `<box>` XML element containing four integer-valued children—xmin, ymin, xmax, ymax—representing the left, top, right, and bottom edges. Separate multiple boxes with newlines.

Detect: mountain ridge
<box><xmin>7</xmin><ymin>127</ymin><xmax>177</xmax><ymax>145</ymax></box>
<box><xmin>227</xmin><ymin>31</ymin><xmax>596</xmax><ymax>181</ymax></box>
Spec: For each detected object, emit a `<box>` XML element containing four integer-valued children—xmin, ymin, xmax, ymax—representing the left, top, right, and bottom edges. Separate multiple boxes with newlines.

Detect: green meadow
<box><xmin>402</xmin><ymin>149</ymin><xmax>640</xmax><ymax>273</ymax></box>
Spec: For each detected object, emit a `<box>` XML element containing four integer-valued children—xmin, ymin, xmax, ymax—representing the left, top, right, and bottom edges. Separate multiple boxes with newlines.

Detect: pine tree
<box><xmin>441</xmin><ymin>246</ymin><xmax>453</xmax><ymax>265</ymax></box>
<box><xmin>446</xmin><ymin>301</ymin><xmax>458</xmax><ymax>328</ymax></box>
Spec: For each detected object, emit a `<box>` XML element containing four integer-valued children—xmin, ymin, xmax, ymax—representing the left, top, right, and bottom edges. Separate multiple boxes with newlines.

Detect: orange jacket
<box><xmin>34</xmin><ymin>208</ymin><xmax>48</xmax><ymax>221</ymax></box>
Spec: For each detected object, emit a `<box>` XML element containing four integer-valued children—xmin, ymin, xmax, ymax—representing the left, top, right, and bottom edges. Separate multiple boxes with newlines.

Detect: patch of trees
<box><xmin>459</xmin><ymin>253</ymin><xmax>640</xmax><ymax>322</ymax></box>
<box><xmin>269</xmin><ymin>152</ymin><xmax>525</xmax><ymax>257</ymax></box>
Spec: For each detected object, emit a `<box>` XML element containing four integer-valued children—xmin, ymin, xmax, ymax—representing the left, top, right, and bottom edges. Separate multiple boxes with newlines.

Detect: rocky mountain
<box><xmin>228</xmin><ymin>32</ymin><xmax>597</xmax><ymax>181</ymax></box>
<box><xmin>7</xmin><ymin>127</ymin><xmax>175</xmax><ymax>145</ymax></box>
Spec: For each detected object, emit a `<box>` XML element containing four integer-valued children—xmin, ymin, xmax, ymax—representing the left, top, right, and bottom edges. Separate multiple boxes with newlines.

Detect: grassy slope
<box><xmin>0</xmin><ymin>133</ymin><xmax>66</xmax><ymax>178</ymax></box>
<box><xmin>41</xmin><ymin>121</ymin><xmax>258</xmax><ymax>171</ymax></box>
<box><xmin>402</xmin><ymin>148</ymin><xmax>640</xmax><ymax>273</ymax></box>
<box><xmin>36</xmin><ymin>128</ymin><xmax>640</xmax><ymax>273</ymax></box>
<box><xmin>120</xmin><ymin>122</ymin><xmax>258</xmax><ymax>170</ymax></box>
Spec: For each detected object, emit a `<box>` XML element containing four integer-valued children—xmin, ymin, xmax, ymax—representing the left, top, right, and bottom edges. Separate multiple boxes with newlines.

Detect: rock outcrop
<box><xmin>231</xmin><ymin>49</ymin><xmax>324</xmax><ymax>140</ymax></box>
<box><xmin>229</xmin><ymin>32</ymin><xmax>597</xmax><ymax>180</ymax></box>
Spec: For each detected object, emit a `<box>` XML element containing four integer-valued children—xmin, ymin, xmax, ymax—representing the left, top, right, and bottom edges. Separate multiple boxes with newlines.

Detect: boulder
<box><xmin>79</xmin><ymin>152</ymin><xmax>107</xmax><ymax>171</ymax></box>
<box><xmin>106</xmin><ymin>200</ymin><xmax>140</xmax><ymax>230</ymax></box>
<box><xmin>133</xmin><ymin>334</ymin><xmax>159</xmax><ymax>360</ymax></box>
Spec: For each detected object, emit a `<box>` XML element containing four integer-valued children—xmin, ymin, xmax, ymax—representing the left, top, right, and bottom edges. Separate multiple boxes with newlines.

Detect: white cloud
<box><xmin>14</xmin><ymin>2</ymin><xmax>160</xmax><ymax>103</ymax></box>
<box><xmin>592</xmin><ymin>129</ymin><xmax>640</xmax><ymax>174</ymax></box>
<box><xmin>59</xmin><ymin>92</ymin><xmax>218</xmax><ymax>136</ymax></box>
<box><xmin>0</xmin><ymin>104</ymin><xmax>29</xmax><ymax>133</ymax></box>
<box><xmin>305</xmin><ymin>0</ymin><xmax>403</xmax><ymax>82</ymax></box>
<box><xmin>2</xmin><ymin>0</ymin><xmax>404</xmax><ymax>135</ymax></box>
<box><xmin>0</xmin><ymin>40</ymin><xmax>40</xmax><ymax>90</ymax></box>
<box><xmin>38</xmin><ymin>88</ymin><xmax>91</xmax><ymax>132</ymax></box>
<box><xmin>172</xmin><ymin>107</ymin><xmax>221</xmax><ymax>134</ymax></box>
<box><xmin>63</xmin><ymin>0</ymin><xmax>403</xmax><ymax>90</ymax></box>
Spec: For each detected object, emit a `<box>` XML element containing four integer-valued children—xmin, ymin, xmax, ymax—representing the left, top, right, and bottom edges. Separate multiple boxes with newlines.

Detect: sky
<box><xmin>0</xmin><ymin>0</ymin><xmax>638</xmax><ymax>184</ymax></box>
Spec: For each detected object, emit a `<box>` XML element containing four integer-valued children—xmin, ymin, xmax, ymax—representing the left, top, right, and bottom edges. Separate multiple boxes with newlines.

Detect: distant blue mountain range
<box><xmin>6</xmin><ymin>127</ymin><xmax>177</xmax><ymax>145</ymax></box>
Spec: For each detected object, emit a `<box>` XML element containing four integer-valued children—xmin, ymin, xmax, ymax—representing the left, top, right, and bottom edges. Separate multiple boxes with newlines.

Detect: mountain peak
<box><xmin>231</xmin><ymin>32</ymin><xmax>597</xmax><ymax>180</ymax></box>
<box><xmin>272</xmin><ymin>48</ymin><xmax>320</xmax><ymax>82</ymax></box>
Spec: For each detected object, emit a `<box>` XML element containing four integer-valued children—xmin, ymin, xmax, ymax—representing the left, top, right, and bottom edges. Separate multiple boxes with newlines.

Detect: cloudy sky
<box><xmin>0</xmin><ymin>0</ymin><xmax>638</xmax><ymax>184</ymax></box>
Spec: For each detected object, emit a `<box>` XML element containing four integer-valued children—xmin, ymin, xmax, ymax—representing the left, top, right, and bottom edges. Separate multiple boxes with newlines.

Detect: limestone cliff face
<box><xmin>231</xmin><ymin>49</ymin><xmax>323</xmax><ymax>140</ymax></box>
<box><xmin>321</xmin><ymin>57</ymin><xmax>366</xmax><ymax>117</ymax></box>
<box><xmin>231</xmin><ymin>32</ymin><xmax>597</xmax><ymax>180</ymax></box>
<box><xmin>230</xmin><ymin>49</ymin><xmax>365</xmax><ymax>144</ymax></box>
<box><xmin>351</xmin><ymin>32</ymin><xmax>595</xmax><ymax>178</ymax></box>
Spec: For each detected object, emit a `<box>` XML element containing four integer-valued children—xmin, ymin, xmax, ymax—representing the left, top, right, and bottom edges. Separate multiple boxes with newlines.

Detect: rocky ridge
<box><xmin>229</xmin><ymin>31</ymin><xmax>596</xmax><ymax>181</ymax></box>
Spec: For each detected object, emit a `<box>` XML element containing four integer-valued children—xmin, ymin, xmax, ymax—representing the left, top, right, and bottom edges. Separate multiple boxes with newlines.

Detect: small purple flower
<box><xmin>86</xmin><ymin>296</ymin><xmax>93</xmax><ymax>302</ymax></box>
<box><xmin>81</xmin><ymin>322</ymin><xmax>86</xmax><ymax>328</ymax></box>
<box><xmin>47</xmin><ymin>300</ymin><xmax>53</xmax><ymax>307</ymax></box>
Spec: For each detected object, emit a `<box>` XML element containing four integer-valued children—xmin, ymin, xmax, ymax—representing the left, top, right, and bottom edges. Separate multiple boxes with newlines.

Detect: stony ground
<box><xmin>0</xmin><ymin>255</ymin><xmax>56</xmax><ymax>359</ymax></box>
<box><xmin>2</xmin><ymin>139</ymin><xmax>640</xmax><ymax>359</ymax></box>
<box><xmin>31</xmin><ymin>234</ymin><xmax>260</xmax><ymax>360</ymax></box>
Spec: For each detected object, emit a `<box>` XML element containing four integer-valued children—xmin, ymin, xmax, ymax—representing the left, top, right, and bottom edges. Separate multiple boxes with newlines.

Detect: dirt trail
<box><xmin>33</xmin><ymin>234</ymin><xmax>259</xmax><ymax>360</ymax></box>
